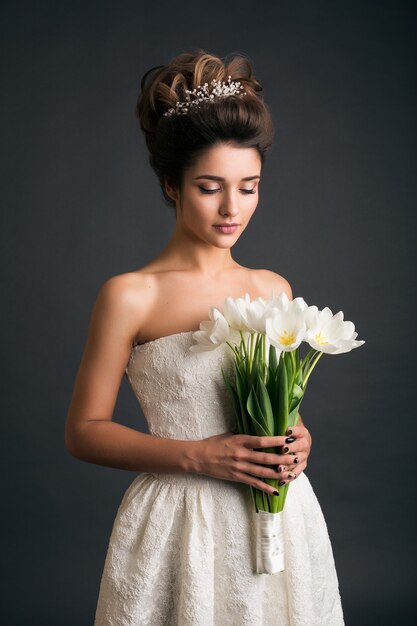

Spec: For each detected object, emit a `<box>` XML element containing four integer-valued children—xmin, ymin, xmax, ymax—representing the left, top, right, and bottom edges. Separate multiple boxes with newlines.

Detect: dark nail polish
<box><xmin>288</xmin><ymin>473</ymin><xmax>296</xmax><ymax>479</ymax></box>
<box><xmin>285</xmin><ymin>436</ymin><xmax>295</xmax><ymax>443</ymax></box>
<box><xmin>273</xmin><ymin>490</ymin><xmax>280</xmax><ymax>496</ymax></box>
<box><xmin>279</xmin><ymin>480</ymin><xmax>286</xmax><ymax>486</ymax></box>
<box><xmin>293</xmin><ymin>457</ymin><xmax>299</xmax><ymax>464</ymax></box>
<box><xmin>278</xmin><ymin>465</ymin><xmax>285</xmax><ymax>472</ymax></box>
<box><xmin>286</xmin><ymin>429</ymin><xmax>293</xmax><ymax>435</ymax></box>
<box><xmin>283</xmin><ymin>446</ymin><xmax>289</xmax><ymax>453</ymax></box>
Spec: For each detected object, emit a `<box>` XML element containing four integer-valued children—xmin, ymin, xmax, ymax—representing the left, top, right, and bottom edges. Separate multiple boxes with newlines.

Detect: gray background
<box><xmin>2</xmin><ymin>1</ymin><xmax>416</xmax><ymax>624</ymax></box>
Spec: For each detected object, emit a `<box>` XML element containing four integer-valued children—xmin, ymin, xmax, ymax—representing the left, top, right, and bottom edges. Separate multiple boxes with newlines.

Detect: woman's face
<box><xmin>168</xmin><ymin>142</ymin><xmax>262</xmax><ymax>248</ymax></box>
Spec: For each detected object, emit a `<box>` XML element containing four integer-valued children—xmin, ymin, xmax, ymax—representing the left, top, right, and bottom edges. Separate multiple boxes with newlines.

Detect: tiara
<box><xmin>163</xmin><ymin>75</ymin><xmax>247</xmax><ymax>117</ymax></box>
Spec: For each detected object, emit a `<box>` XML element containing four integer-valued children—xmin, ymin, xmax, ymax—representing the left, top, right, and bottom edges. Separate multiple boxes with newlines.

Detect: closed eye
<box><xmin>198</xmin><ymin>187</ymin><xmax>256</xmax><ymax>195</ymax></box>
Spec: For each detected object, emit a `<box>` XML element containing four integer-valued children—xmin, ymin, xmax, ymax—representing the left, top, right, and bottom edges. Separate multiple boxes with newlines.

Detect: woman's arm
<box><xmin>64</xmin><ymin>274</ymin><xmax>198</xmax><ymax>474</ymax></box>
<box><xmin>65</xmin><ymin>271</ymin><xmax>311</xmax><ymax>494</ymax></box>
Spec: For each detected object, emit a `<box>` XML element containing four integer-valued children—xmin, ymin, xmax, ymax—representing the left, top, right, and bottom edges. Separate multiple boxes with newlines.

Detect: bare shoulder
<box><xmin>97</xmin><ymin>270</ymin><xmax>154</xmax><ymax>309</ymax></box>
<box><xmin>92</xmin><ymin>270</ymin><xmax>157</xmax><ymax>344</ymax></box>
<box><xmin>251</xmin><ymin>268</ymin><xmax>293</xmax><ymax>301</ymax></box>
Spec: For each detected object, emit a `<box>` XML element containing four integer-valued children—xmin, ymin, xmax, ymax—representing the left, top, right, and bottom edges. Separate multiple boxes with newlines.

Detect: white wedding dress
<box><xmin>94</xmin><ymin>331</ymin><xmax>344</xmax><ymax>626</ymax></box>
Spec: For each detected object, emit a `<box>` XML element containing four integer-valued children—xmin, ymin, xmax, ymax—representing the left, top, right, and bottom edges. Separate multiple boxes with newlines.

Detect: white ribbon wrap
<box><xmin>255</xmin><ymin>510</ymin><xmax>285</xmax><ymax>574</ymax></box>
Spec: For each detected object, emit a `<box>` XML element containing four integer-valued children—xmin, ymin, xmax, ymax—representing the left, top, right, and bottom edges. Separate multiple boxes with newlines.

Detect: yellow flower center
<box><xmin>314</xmin><ymin>331</ymin><xmax>328</xmax><ymax>345</ymax></box>
<box><xmin>278</xmin><ymin>329</ymin><xmax>296</xmax><ymax>346</ymax></box>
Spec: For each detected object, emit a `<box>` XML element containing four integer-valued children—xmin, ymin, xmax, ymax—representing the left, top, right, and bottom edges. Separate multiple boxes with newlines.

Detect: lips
<box><xmin>213</xmin><ymin>224</ymin><xmax>239</xmax><ymax>234</ymax></box>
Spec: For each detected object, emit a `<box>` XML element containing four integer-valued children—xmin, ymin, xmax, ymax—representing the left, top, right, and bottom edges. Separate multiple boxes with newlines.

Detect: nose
<box><xmin>219</xmin><ymin>189</ymin><xmax>240</xmax><ymax>217</ymax></box>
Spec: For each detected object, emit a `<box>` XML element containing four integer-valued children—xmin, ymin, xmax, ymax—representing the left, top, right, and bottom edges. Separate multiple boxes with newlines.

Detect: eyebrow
<box><xmin>193</xmin><ymin>175</ymin><xmax>261</xmax><ymax>181</ymax></box>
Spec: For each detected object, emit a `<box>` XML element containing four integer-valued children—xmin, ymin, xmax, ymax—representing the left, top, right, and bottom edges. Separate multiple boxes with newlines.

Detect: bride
<box><xmin>65</xmin><ymin>48</ymin><xmax>344</xmax><ymax>625</ymax></box>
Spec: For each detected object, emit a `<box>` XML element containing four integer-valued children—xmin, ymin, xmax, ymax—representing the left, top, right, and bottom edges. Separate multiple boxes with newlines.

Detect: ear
<box><xmin>164</xmin><ymin>176</ymin><xmax>179</xmax><ymax>203</ymax></box>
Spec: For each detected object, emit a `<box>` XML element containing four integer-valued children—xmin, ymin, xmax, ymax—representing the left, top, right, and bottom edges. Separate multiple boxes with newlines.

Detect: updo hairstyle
<box><xmin>135</xmin><ymin>48</ymin><xmax>275</xmax><ymax>209</ymax></box>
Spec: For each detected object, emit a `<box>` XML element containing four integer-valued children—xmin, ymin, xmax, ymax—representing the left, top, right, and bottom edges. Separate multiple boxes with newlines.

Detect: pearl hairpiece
<box><xmin>163</xmin><ymin>75</ymin><xmax>247</xmax><ymax>117</ymax></box>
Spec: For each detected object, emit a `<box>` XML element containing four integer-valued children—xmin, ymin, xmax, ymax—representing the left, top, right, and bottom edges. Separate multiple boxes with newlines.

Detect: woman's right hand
<box><xmin>193</xmin><ymin>432</ymin><xmax>306</xmax><ymax>496</ymax></box>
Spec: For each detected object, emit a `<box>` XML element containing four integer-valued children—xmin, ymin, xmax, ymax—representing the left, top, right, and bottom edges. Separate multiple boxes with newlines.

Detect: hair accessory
<box><xmin>163</xmin><ymin>75</ymin><xmax>247</xmax><ymax>117</ymax></box>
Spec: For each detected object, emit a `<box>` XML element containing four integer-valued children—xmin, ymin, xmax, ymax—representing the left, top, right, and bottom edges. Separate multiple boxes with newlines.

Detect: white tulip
<box><xmin>269</xmin><ymin>290</ymin><xmax>309</xmax><ymax>313</ymax></box>
<box><xmin>189</xmin><ymin>306</ymin><xmax>243</xmax><ymax>352</ymax></box>
<box><xmin>303</xmin><ymin>306</ymin><xmax>365</xmax><ymax>354</ymax></box>
<box><xmin>189</xmin><ymin>292</ymin><xmax>365</xmax><ymax>356</ymax></box>
<box><xmin>265</xmin><ymin>308</ymin><xmax>307</xmax><ymax>352</ymax></box>
<box><xmin>239</xmin><ymin>295</ymin><xmax>273</xmax><ymax>333</ymax></box>
<box><xmin>223</xmin><ymin>293</ymin><xmax>252</xmax><ymax>331</ymax></box>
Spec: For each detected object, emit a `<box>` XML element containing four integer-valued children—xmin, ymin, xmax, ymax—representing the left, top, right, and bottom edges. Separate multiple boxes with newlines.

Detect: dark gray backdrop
<box><xmin>2</xmin><ymin>1</ymin><xmax>416</xmax><ymax>624</ymax></box>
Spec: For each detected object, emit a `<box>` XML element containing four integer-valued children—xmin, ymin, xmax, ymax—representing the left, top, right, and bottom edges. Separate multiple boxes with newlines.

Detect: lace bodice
<box><xmin>125</xmin><ymin>331</ymin><xmax>237</xmax><ymax>440</ymax></box>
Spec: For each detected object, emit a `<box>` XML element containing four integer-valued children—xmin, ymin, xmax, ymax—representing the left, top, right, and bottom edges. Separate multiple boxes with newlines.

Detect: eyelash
<box><xmin>198</xmin><ymin>187</ymin><xmax>256</xmax><ymax>195</ymax></box>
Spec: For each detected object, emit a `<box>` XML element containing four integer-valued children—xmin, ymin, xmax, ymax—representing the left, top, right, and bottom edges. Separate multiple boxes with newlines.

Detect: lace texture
<box><xmin>94</xmin><ymin>332</ymin><xmax>344</xmax><ymax>626</ymax></box>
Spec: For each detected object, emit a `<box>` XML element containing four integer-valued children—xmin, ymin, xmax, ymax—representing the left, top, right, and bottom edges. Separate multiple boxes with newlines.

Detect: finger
<box><xmin>236</xmin><ymin>461</ymin><xmax>280</xmax><ymax>480</ymax></box>
<box><xmin>281</xmin><ymin>438</ymin><xmax>309</xmax><ymax>455</ymax></box>
<box><xmin>285</xmin><ymin>425</ymin><xmax>308</xmax><ymax>438</ymax></box>
<box><xmin>254</xmin><ymin>435</ymin><xmax>308</xmax><ymax>456</ymax></box>
<box><xmin>246</xmin><ymin>435</ymin><xmax>289</xmax><ymax>449</ymax></box>
<box><xmin>277</xmin><ymin>470</ymin><xmax>295</xmax><ymax>486</ymax></box>
<box><xmin>286</xmin><ymin>425</ymin><xmax>311</xmax><ymax>448</ymax></box>
<box><xmin>279</xmin><ymin>460</ymin><xmax>307</xmax><ymax>485</ymax></box>
<box><xmin>232</xmin><ymin>470</ymin><xmax>282</xmax><ymax>496</ymax></box>
<box><xmin>287</xmin><ymin>454</ymin><xmax>304</xmax><ymax>469</ymax></box>
<box><xmin>277</xmin><ymin>458</ymin><xmax>303</xmax><ymax>475</ymax></box>
<box><xmin>250</xmin><ymin>450</ymin><xmax>299</xmax><ymax>467</ymax></box>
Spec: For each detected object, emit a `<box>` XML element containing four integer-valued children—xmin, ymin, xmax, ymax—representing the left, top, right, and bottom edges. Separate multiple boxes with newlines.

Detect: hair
<box><xmin>135</xmin><ymin>48</ymin><xmax>275</xmax><ymax>210</ymax></box>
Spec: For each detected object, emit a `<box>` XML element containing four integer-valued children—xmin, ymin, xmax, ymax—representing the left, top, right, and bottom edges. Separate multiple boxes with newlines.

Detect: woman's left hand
<box><xmin>276</xmin><ymin>421</ymin><xmax>312</xmax><ymax>486</ymax></box>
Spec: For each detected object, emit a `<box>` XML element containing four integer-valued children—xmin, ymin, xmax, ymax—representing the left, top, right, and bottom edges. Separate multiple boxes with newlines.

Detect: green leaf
<box><xmin>235</xmin><ymin>367</ymin><xmax>252</xmax><ymax>434</ymax></box>
<box><xmin>284</xmin><ymin>351</ymin><xmax>293</xmax><ymax>384</ymax></box>
<box><xmin>256</xmin><ymin>374</ymin><xmax>275</xmax><ymax>435</ymax></box>
<box><xmin>288</xmin><ymin>401</ymin><xmax>301</xmax><ymax>428</ymax></box>
<box><xmin>251</xmin><ymin>415</ymin><xmax>270</xmax><ymax>438</ymax></box>
<box><xmin>292</xmin><ymin>382</ymin><xmax>304</xmax><ymax>401</ymax></box>
<box><xmin>269</xmin><ymin>342</ymin><xmax>278</xmax><ymax>372</ymax></box>
<box><xmin>248</xmin><ymin>359</ymin><xmax>258</xmax><ymax>391</ymax></box>
<box><xmin>277</xmin><ymin>356</ymin><xmax>289</xmax><ymax>435</ymax></box>
<box><xmin>221</xmin><ymin>367</ymin><xmax>243</xmax><ymax>432</ymax></box>
<box><xmin>269</xmin><ymin>360</ymin><xmax>281</xmax><ymax>431</ymax></box>
<box><xmin>235</xmin><ymin>365</ymin><xmax>247</xmax><ymax>400</ymax></box>
<box><xmin>247</xmin><ymin>384</ymin><xmax>269</xmax><ymax>432</ymax></box>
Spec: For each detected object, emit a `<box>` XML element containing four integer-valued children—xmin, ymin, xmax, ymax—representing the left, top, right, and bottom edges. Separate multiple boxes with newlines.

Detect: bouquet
<box><xmin>190</xmin><ymin>291</ymin><xmax>365</xmax><ymax>574</ymax></box>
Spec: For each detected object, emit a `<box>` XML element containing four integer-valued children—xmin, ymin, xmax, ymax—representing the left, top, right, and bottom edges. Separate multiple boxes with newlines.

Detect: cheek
<box><xmin>191</xmin><ymin>199</ymin><xmax>215</xmax><ymax>222</ymax></box>
<box><xmin>244</xmin><ymin>199</ymin><xmax>258</xmax><ymax>220</ymax></box>
<box><xmin>183</xmin><ymin>203</ymin><xmax>211</xmax><ymax>230</ymax></box>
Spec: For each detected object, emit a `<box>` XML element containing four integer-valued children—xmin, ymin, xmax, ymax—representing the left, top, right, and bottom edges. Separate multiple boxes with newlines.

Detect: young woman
<box><xmin>65</xmin><ymin>49</ymin><xmax>344</xmax><ymax>625</ymax></box>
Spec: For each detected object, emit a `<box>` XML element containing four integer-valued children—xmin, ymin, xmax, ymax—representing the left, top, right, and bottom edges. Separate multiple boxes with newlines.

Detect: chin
<box><xmin>211</xmin><ymin>237</ymin><xmax>239</xmax><ymax>249</ymax></box>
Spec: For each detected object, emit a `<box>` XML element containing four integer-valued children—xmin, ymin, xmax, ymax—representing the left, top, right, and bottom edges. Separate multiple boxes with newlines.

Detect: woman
<box><xmin>65</xmin><ymin>49</ymin><xmax>344</xmax><ymax>625</ymax></box>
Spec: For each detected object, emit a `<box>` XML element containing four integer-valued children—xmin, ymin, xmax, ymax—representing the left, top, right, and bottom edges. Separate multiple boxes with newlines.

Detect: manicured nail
<box><xmin>279</xmin><ymin>480</ymin><xmax>286</xmax><ymax>486</ymax></box>
<box><xmin>288</xmin><ymin>473</ymin><xmax>296</xmax><ymax>479</ymax></box>
<box><xmin>273</xmin><ymin>490</ymin><xmax>280</xmax><ymax>496</ymax></box>
<box><xmin>286</xmin><ymin>429</ymin><xmax>293</xmax><ymax>435</ymax></box>
<box><xmin>278</xmin><ymin>465</ymin><xmax>285</xmax><ymax>472</ymax></box>
<box><xmin>293</xmin><ymin>457</ymin><xmax>299</xmax><ymax>464</ymax></box>
<box><xmin>283</xmin><ymin>446</ymin><xmax>289</xmax><ymax>453</ymax></box>
<box><xmin>285</xmin><ymin>436</ymin><xmax>295</xmax><ymax>443</ymax></box>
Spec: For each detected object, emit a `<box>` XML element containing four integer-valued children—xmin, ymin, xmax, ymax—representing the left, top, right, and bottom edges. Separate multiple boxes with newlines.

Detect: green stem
<box><xmin>249</xmin><ymin>332</ymin><xmax>255</xmax><ymax>364</ymax></box>
<box><xmin>225</xmin><ymin>340</ymin><xmax>240</xmax><ymax>359</ymax></box>
<box><xmin>287</xmin><ymin>350</ymin><xmax>298</xmax><ymax>399</ymax></box>
<box><xmin>300</xmin><ymin>348</ymin><xmax>316</xmax><ymax>374</ymax></box>
<box><xmin>240</xmin><ymin>329</ymin><xmax>248</xmax><ymax>362</ymax></box>
<box><xmin>239</xmin><ymin>330</ymin><xmax>250</xmax><ymax>385</ymax></box>
<box><xmin>303</xmin><ymin>350</ymin><xmax>324</xmax><ymax>386</ymax></box>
